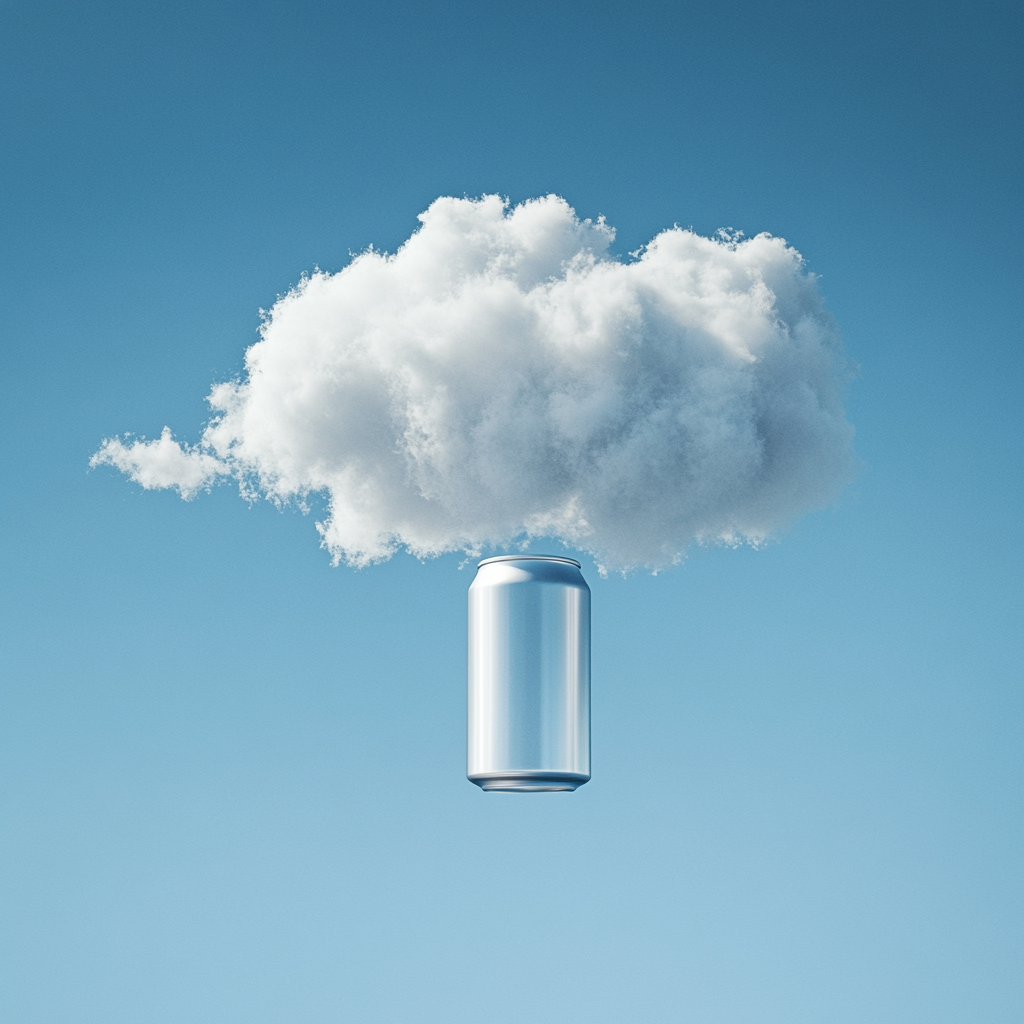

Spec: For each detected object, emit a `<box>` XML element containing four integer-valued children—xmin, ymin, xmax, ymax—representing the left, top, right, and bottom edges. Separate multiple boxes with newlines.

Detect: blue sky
<box><xmin>1</xmin><ymin>2</ymin><xmax>1021</xmax><ymax>1022</ymax></box>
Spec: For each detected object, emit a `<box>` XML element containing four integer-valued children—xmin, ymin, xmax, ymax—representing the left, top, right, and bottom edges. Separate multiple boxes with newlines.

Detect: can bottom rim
<box><xmin>469</xmin><ymin>772</ymin><xmax>590</xmax><ymax>793</ymax></box>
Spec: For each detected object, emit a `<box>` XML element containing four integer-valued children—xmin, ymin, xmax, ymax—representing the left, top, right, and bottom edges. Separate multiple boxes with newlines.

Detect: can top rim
<box><xmin>476</xmin><ymin>555</ymin><xmax>582</xmax><ymax>569</ymax></box>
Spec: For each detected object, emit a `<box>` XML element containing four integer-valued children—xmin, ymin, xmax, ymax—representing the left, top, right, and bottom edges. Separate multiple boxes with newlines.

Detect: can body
<box><xmin>468</xmin><ymin>555</ymin><xmax>590</xmax><ymax>792</ymax></box>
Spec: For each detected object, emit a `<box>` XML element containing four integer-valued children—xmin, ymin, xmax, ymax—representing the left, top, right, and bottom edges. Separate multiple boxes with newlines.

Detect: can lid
<box><xmin>477</xmin><ymin>554</ymin><xmax>582</xmax><ymax>569</ymax></box>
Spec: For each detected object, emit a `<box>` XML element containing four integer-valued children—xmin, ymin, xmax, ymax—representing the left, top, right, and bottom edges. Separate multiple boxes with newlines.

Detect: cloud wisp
<box><xmin>92</xmin><ymin>194</ymin><xmax>856</xmax><ymax>570</ymax></box>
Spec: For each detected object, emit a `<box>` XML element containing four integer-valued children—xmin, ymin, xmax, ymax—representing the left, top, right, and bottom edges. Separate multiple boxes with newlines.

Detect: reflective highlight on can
<box><xmin>468</xmin><ymin>555</ymin><xmax>590</xmax><ymax>792</ymax></box>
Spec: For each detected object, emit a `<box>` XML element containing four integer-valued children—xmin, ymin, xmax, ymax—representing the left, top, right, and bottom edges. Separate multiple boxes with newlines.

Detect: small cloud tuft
<box><xmin>91</xmin><ymin>427</ymin><xmax>226</xmax><ymax>499</ymax></box>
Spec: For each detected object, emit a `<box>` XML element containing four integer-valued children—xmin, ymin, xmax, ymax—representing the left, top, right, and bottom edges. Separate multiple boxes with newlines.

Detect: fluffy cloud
<box><xmin>92</xmin><ymin>194</ymin><xmax>856</xmax><ymax>570</ymax></box>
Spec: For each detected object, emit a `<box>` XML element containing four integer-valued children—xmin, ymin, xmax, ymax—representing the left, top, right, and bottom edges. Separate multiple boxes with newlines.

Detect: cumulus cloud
<box><xmin>91</xmin><ymin>194</ymin><xmax>856</xmax><ymax>570</ymax></box>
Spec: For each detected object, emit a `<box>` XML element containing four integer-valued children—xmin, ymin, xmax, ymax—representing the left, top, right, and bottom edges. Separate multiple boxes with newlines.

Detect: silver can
<box><xmin>468</xmin><ymin>555</ymin><xmax>591</xmax><ymax>792</ymax></box>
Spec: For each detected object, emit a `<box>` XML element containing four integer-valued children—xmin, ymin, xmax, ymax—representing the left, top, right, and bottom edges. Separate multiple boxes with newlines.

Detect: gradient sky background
<box><xmin>2</xmin><ymin>2</ymin><xmax>1022</xmax><ymax>1022</ymax></box>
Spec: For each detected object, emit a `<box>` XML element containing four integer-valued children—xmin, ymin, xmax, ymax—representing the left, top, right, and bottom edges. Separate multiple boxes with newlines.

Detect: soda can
<box><xmin>467</xmin><ymin>555</ymin><xmax>591</xmax><ymax>792</ymax></box>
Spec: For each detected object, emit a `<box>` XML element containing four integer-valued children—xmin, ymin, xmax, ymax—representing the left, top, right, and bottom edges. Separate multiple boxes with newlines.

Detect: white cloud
<box><xmin>92</xmin><ymin>194</ymin><xmax>856</xmax><ymax>570</ymax></box>
<box><xmin>91</xmin><ymin>427</ymin><xmax>225</xmax><ymax>499</ymax></box>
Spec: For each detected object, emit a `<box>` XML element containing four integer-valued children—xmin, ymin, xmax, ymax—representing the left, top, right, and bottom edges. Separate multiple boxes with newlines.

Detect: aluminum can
<box><xmin>468</xmin><ymin>555</ymin><xmax>590</xmax><ymax>792</ymax></box>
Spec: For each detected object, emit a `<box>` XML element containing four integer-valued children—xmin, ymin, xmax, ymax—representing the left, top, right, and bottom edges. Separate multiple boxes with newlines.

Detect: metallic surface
<box><xmin>468</xmin><ymin>555</ymin><xmax>590</xmax><ymax>792</ymax></box>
